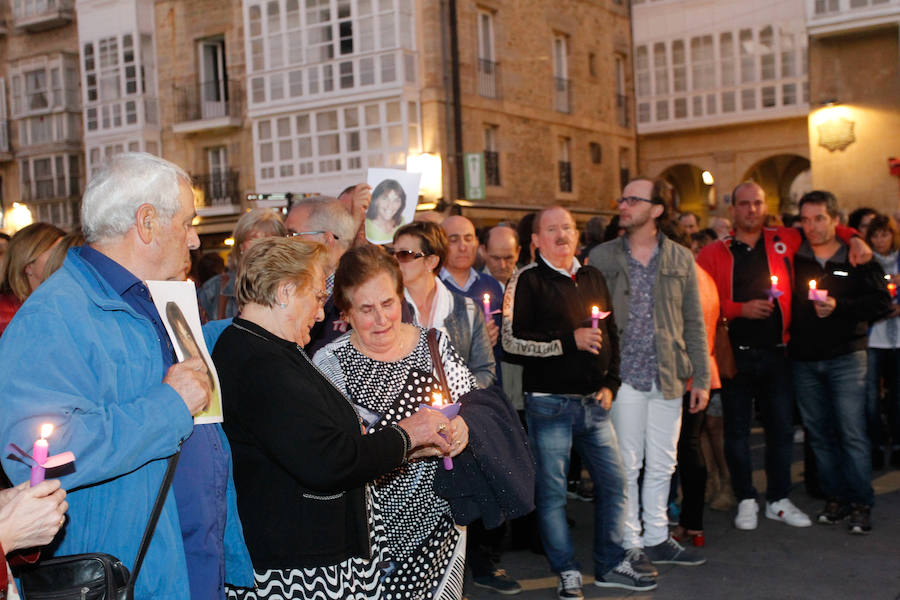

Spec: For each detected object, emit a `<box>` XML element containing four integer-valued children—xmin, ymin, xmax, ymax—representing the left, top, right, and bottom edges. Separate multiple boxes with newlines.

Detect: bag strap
<box><xmin>427</xmin><ymin>328</ymin><xmax>450</xmax><ymax>397</ymax></box>
<box><xmin>126</xmin><ymin>452</ymin><xmax>181</xmax><ymax>599</ymax></box>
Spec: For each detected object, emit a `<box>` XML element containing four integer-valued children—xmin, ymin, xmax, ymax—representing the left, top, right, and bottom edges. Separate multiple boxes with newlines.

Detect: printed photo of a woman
<box><xmin>365</xmin><ymin>178</ymin><xmax>407</xmax><ymax>244</ymax></box>
<box><xmin>165</xmin><ymin>301</ymin><xmax>222</xmax><ymax>419</ymax></box>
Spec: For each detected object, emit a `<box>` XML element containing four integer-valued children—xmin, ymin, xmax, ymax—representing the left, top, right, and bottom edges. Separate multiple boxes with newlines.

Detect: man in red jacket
<box><xmin>697</xmin><ymin>182</ymin><xmax>869</xmax><ymax>532</ymax></box>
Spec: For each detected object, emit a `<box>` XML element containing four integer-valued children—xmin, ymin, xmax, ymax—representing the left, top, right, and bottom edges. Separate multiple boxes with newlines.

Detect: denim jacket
<box><xmin>444</xmin><ymin>291</ymin><xmax>497</xmax><ymax>389</ymax></box>
<box><xmin>589</xmin><ymin>234</ymin><xmax>710</xmax><ymax>399</ymax></box>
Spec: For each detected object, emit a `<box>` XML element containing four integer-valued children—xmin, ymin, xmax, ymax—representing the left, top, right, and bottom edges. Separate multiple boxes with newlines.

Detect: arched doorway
<box><xmin>742</xmin><ymin>154</ymin><xmax>810</xmax><ymax>215</ymax></box>
<box><xmin>658</xmin><ymin>163</ymin><xmax>713</xmax><ymax>221</ymax></box>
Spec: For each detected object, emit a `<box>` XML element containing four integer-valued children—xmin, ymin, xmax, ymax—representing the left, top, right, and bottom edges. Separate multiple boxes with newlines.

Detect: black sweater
<box><xmin>788</xmin><ymin>244</ymin><xmax>891</xmax><ymax>361</ymax></box>
<box><xmin>213</xmin><ymin>318</ymin><xmax>407</xmax><ymax>569</ymax></box>
<box><xmin>501</xmin><ymin>258</ymin><xmax>621</xmax><ymax>395</ymax></box>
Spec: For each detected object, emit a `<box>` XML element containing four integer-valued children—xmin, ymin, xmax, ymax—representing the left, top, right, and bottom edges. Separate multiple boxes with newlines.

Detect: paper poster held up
<box><xmin>147</xmin><ymin>280</ymin><xmax>224</xmax><ymax>424</ymax></box>
<box><xmin>365</xmin><ymin>168</ymin><xmax>421</xmax><ymax>244</ymax></box>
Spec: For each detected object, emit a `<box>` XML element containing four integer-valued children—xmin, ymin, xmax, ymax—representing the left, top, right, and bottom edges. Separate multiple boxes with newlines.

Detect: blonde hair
<box><xmin>228</xmin><ymin>208</ymin><xmax>286</xmax><ymax>269</ymax></box>
<box><xmin>235</xmin><ymin>237</ymin><xmax>328</xmax><ymax>309</ymax></box>
<box><xmin>0</xmin><ymin>222</ymin><xmax>65</xmax><ymax>301</ymax></box>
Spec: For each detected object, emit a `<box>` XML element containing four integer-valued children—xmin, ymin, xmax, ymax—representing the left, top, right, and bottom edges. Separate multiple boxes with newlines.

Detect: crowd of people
<box><xmin>0</xmin><ymin>151</ymin><xmax>897</xmax><ymax>600</ymax></box>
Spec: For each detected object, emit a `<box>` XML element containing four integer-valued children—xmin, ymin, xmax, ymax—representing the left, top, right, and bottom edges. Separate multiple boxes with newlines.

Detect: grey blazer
<box><xmin>443</xmin><ymin>291</ymin><xmax>497</xmax><ymax>389</ymax></box>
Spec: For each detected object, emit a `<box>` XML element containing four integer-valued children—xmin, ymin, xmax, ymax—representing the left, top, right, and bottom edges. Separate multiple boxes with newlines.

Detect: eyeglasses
<box><xmin>616</xmin><ymin>196</ymin><xmax>653</xmax><ymax>207</ymax></box>
<box><xmin>387</xmin><ymin>248</ymin><xmax>428</xmax><ymax>263</ymax></box>
<box><xmin>288</xmin><ymin>230</ymin><xmax>340</xmax><ymax>240</ymax></box>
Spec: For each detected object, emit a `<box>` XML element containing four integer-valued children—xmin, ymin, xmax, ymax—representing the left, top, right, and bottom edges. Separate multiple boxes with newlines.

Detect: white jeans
<box><xmin>611</xmin><ymin>382</ymin><xmax>682</xmax><ymax>548</ymax></box>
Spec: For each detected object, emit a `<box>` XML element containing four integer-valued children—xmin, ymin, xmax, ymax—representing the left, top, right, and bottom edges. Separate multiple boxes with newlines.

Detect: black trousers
<box><xmin>677</xmin><ymin>392</ymin><xmax>708</xmax><ymax>531</ymax></box>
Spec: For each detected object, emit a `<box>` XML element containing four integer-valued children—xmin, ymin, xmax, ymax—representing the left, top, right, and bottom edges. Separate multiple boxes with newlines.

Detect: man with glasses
<box><xmin>504</xmin><ymin>206</ymin><xmax>655</xmax><ymax>597</ymax></box>
<box><xmin>284</xmin><ymin>196</ymin><xmax>357</xmax><ymax>355</ymax></box>
<box><xmin>589</xmin><ymin>177</ymin><xmax>710</xmax><ymax>577</ymax></box>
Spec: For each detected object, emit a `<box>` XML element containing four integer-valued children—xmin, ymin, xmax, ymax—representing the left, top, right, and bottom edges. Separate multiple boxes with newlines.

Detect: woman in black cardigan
<box><xmin>214</xmin><ymin>238</ymin><xmax>456</xmax><ymax>600</ymax></box>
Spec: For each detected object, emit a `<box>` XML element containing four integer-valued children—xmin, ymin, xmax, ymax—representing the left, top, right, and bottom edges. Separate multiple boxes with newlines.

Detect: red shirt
<box><xmin>0</xmin><ymin>293</ymin><xmax>22</xmax><ymax>337</ymax></box>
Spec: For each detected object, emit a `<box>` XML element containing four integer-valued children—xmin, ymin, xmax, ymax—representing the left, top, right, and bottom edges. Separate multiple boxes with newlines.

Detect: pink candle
<box><xmin>482</xmin><ymin>293</ymin><xmax>491</xmax><ymax>319</ymax></box>
<box><xmin>591</xmin><ymin>306</ymin><xmax>600</xmax><ymax>329</ymax></box>
<box><xmin>30</xmin><ymin>424</ymin><xmax>53</xmax><ymax>486</ymax></box>
<box><xmin>808</xmin><ymin>279</ymin><xmax>828</xmax><ymax>302</ymax></box>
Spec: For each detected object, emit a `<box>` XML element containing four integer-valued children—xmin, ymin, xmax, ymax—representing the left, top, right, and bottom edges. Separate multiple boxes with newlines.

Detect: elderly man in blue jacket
<box><xmin>0</xmin><ymin>152</ymin><xmax>253</xmax><ymax>599</ymax></box>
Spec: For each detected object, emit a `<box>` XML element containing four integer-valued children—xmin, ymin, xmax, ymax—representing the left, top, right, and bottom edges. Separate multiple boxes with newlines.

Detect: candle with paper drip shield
<box><xmin>808</xmin><ymin>279</ymin><xmax>828</xmax><ymax>302</ymax></box>
<box><xmin>591</xmin><ymin>306</ymin><xmax>610</xmax><ymax>328</ymax></box>
<box><xmin>886</xmin><ymin>274</ymin><xmax>897</xmax><ymax>300</ymax></box>
<box><xmin>767</xmin><ymin>275</ymin><xmax>783</xmax><ymax>302</ymax></box>
<box><xmin>419</xmin><ymin>392</ymin><xmax>460</xmax><ymax>470</ymax></box>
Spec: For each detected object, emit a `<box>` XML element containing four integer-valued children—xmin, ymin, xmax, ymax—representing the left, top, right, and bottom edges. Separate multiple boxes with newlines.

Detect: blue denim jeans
<box><xmin>793</xmin><ymin>351</ymin><xmax>874</xmax><ymax>506</ymax></box>
<box><xmin>722</xmin><ymin>347</ymin><xmax>795</xmax><ymax>501</ymax></box>
<box><xmin>525</xmin><ymin>394</ymin><xmax>626</xmax><ymax>576</ymax></box>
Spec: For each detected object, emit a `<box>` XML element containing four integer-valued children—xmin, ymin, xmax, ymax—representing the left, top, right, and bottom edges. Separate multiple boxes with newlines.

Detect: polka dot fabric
<box><xmin>325</xmin><ymin>327</ymin><xmax>475</xmax><ymax>599</ymax></box>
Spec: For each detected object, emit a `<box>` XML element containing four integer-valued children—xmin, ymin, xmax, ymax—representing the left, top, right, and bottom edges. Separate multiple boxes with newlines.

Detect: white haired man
<box><xmin>0</xmin><ymin>153</ymin><xmax>253</xmax><ymax>599</ymax></box>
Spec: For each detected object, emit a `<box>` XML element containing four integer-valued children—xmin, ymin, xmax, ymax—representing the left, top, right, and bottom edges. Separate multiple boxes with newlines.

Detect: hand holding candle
<box><xmin>418</xmin><ymin>392</ymin><xmax>461</xmax><ymax>470</ymax></box>
<box><xmin>808</xmin><ymin>279</ymin><xmax>828</xmax><ymax>302</ymax></box>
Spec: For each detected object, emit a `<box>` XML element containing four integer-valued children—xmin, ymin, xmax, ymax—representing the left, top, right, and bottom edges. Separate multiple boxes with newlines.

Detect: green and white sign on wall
<box><xmin>463</xmin><ymin>152</ymin><xmax>485</xmax><ymax>200</ymax></box>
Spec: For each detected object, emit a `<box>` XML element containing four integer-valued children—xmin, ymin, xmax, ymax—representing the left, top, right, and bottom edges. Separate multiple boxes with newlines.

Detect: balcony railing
<box><xmin>554</xmin><ymin>77</ymin><xmax>572</xmax><ymax>114</ymax></box>
<box><xmin>193</xmin><ymin>170</ymin><xmax>240</xmax><ymax>209</ymax></box>
<box><xmin>477</xmin><ymin>59</ymin><xmax>500</xmax><ymax>99</ymax></box>
<box><xmin>616</xmin><ymin>93</ymin><xmax>630</xmax><ymax>128</ymax></box>
<box><xmin>558</xmin><ymin>161</ymin><xmax>572</xmax><ymax>193</ymax></box>
<box><xmin>485</xmin><ymin>150</ymin><xmax>500</xmax><ymax>186</ymax></box>
<box><xmin>175</xmin><ymin>80</ymin><xmax>243</xmax><ymax>127</ymax></box>
<box><xmin>13</xmin><ymin>0</ymin><xmax>74</xmax><ymax>32</ymax></box>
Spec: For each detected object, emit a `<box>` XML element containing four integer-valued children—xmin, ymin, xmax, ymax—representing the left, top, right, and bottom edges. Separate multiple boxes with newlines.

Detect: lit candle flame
<box><xmin>770</xmin><ymin>275</ymin><xmax>778</xmax><ymax>286</ymax></box>
<box><xmin>40</xmin><ymin>424</ymin><xmax>53</xmax><ymax>439</ymax></box>
<box><xmin>809</xmin><ymin>280</ymin><xmax>817</xmax><ymax>290</ymax></box>
<box><xmin>591</xmin><ymin>306</ymin><xmax>600</xmax><ymax>317</ymax></box>
<box><xmin>483</xmin><ymin>293</ymin><xmax>490</xmax><ymax>303</ymax></box>
<box><xmin>432</xmin><ymin>392</ymin><xmax>444</xmax><ymax>407</ymax></box>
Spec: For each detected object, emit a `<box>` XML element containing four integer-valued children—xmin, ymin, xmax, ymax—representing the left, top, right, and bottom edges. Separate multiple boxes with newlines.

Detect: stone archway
<box><xmin>742</xmin><ymin>154</ymin><xmax>811</xmax><ymax>215</ymax></box>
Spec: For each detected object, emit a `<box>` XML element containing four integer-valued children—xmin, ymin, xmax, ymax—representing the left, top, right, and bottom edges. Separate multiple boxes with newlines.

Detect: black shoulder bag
<box><xmin>17</xmin><ymin>453</ymin><xmax>180</xmax><ymax>600</ymax></box>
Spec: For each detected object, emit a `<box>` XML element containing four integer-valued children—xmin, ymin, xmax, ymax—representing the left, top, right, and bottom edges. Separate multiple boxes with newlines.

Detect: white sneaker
<box><xmin>766</xmin><ymin>498</ymin><xmax>813</xmax><ymax>527</ymax></box>
<box><xmin>734</xmin><ymin>498</ymin><xmax>759</xmax><ymax>530</ymax></box>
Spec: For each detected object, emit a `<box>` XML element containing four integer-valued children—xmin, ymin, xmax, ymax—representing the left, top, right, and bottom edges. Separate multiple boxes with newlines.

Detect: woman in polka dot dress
<box><xmin>315</xmin><ymin>246</ymin><xmax>474</xmax><ymax>600</ymax></box>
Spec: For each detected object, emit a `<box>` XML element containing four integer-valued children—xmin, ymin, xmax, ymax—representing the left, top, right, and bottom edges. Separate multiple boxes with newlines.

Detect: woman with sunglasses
<box><xmin>391</xmin><ymin>221</ymin><xmax>496</xmax><ymax>388</ymax></box>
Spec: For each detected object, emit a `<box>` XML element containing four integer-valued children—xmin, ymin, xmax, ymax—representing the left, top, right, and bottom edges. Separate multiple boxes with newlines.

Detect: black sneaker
<box><xmin>847</xmin><ymin>504</ymin><xmax>872</xmax><ymax>535</ymax></box>
<box><xmin>594</xmin><ymin>559</ymin><xmax>658</xmax><ymax>592</ymax></box>
<box><xmin>472</xmin><ymin>569</ymin><xmax>523</xmax><ymax>595</ymax></box>
<box><xmin>817</xmin><ymin>499</ymin><xmax>851</xmax><ymax>524</ymax></box>
<box><xmin>624</xmin><ymin>547</ymin><xmax>658</xmax><ymax>577</ymax></box>
<box><xmin>644</xmin><ymin>535</ymin><xmax>706</xmax><ymax>566</ymax></box>
<box><xmin>556</xmin><ymin>570</ymin><xmax>583</xmax><ymax>600</ymax></box>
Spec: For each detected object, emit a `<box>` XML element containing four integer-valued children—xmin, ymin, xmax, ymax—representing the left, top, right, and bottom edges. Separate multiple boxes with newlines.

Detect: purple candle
<box><xmin>419</xmin><ymin>393</ymin><xmax>460</xmax><ymax>470</ymax></box>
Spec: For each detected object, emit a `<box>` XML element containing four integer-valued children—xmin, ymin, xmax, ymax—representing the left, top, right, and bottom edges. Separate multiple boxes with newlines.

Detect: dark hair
<box><xmin>584</xmin><ymin>216</ymin><xmax>608</xmax><ymax>245</ymax></box>
<box><xmin>366</xmin><ymin>179</ymin><xmax>407</xmax><ymax>227</ymax></box>
<box><xmin>678</xmin><ymin>211</ymin><xmax>700</xmax><ymax>224</ymax></box>
<box><xmin>848</xmin><ymin>207</ymin><xmax>877</xmax><ymax>231</ymax></box>
<box><xmin>393</xmin><ymin>221</ymin><xmax>448</xmax><ymax>273</ymax></box>
<box><xmin>602</xmin><ymin>215</ymin><xmax>622</xmax><ymax>242</ymax></box>
<box><xmin>865</xmin><ymin>214</ymin><xmax>899</xmax><ymax>253</ymax></box>
<box><xmin>516</xmin><ymin>213</ymin><xmax>536</xmax><ymax>267</ymax></box>
<box><xmin>799</xmin><ymin>190</ymin><xmax>840</xmax><ymax>218</ymax></box>
<box><xmin>0</xmin><ymin>233</ymin><xmax>10</xmax><ymax>241</ymax></box>
<box><xmin>333</xmin><ymin>244</ymin><xmax>405</xmax><ymax>314</ymax></box>
<box><xmin>691</xmin><ymin>229</ymin><xmax>717</xmax><ymax>250</ymax></box>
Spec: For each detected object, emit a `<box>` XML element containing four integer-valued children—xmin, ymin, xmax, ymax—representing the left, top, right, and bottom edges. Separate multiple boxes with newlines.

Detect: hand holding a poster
<box><xmin>163</xmin><ymin>357</ymin><xmax>212</xmax><ymax>415</ymax></box>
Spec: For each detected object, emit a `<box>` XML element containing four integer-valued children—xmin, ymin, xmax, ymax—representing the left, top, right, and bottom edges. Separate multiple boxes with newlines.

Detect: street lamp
<box><xmin>407</xmin><ymin>152</ymin><xmax>443</xmax><ymax>204</ymax></box>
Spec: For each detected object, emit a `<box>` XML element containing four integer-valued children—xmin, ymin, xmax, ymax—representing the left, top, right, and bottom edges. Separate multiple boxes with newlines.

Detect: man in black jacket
<box><xmin>502</xmin><ymin>206</ymin><xmax>656</xmax><ymax>598</ymax></box>
<box><xmin>789</xmin><ymin>191</ymin><xmax>891</xmax><ymax>535</ymax></box>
